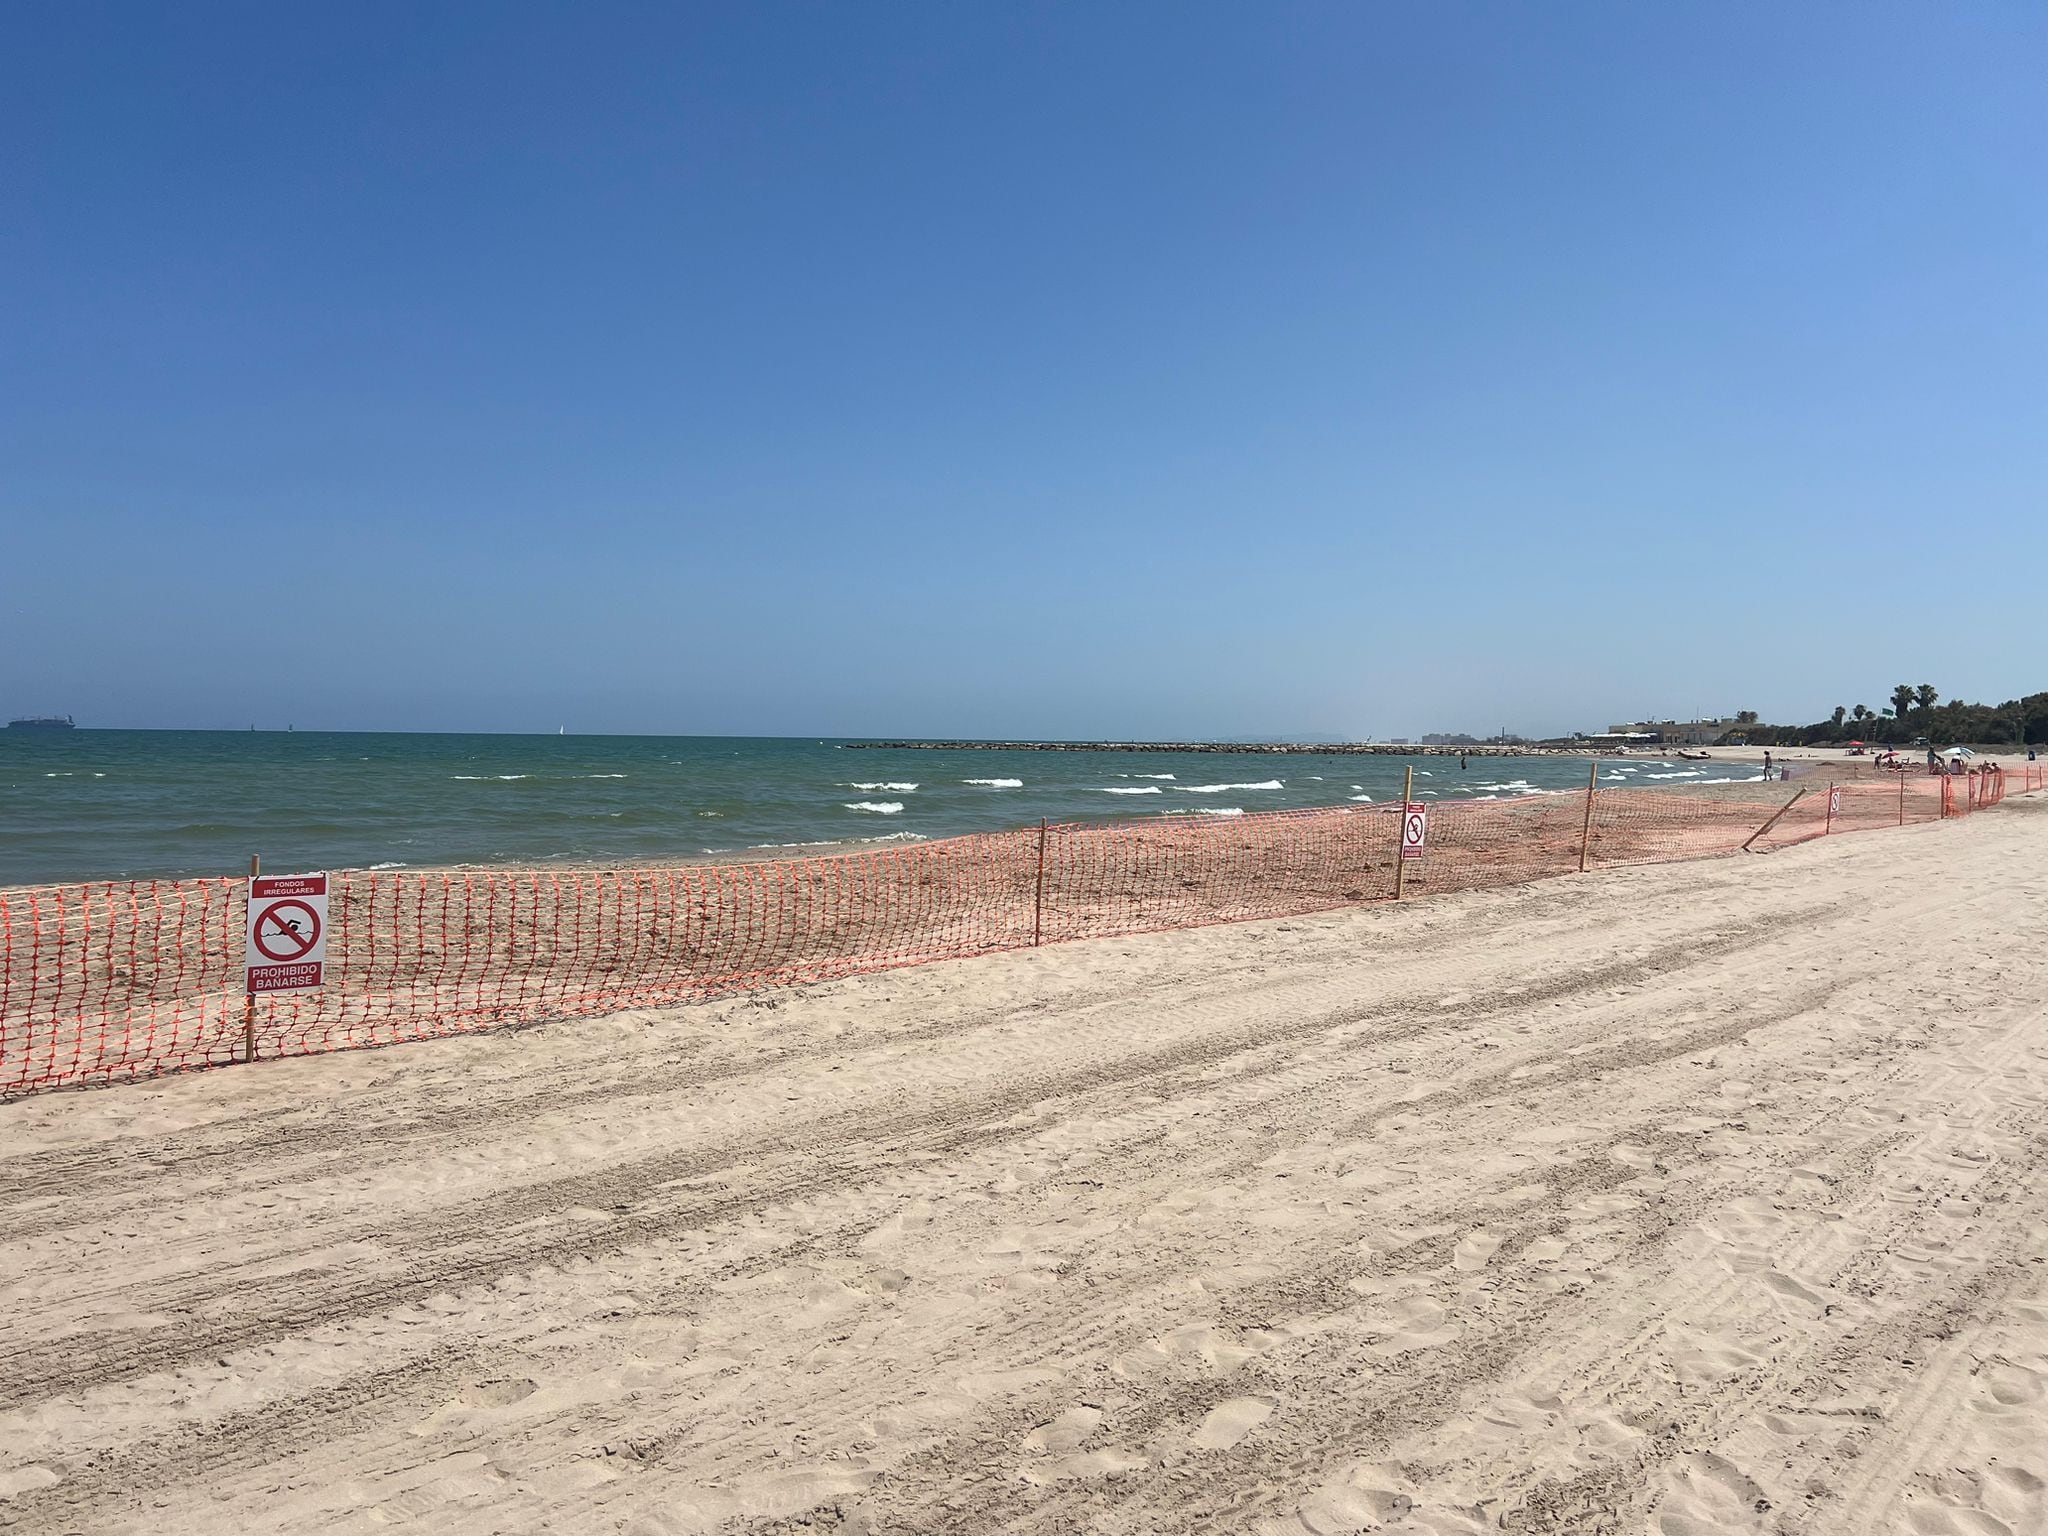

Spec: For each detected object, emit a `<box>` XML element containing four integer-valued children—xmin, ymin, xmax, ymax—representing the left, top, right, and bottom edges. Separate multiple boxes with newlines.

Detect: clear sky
<box><xmin>4</xmin><ymin>3</ymin><xmax>2042</xmax><ymax>739</ymax></box>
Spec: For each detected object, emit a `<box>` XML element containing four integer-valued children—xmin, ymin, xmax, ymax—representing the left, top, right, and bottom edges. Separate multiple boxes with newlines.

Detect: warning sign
<box><xmin>1401</xmin><ymin>802</ymin><xmax>1428</xmax><ymax>861</ymax></box>
<box><xmin>246</xmin><ymin>872</ymin><xmax>328</xmax><ymax>993</ymax></box>
<box><xmin>1828</xmin><ymin>787</ymin><xmax>1842</xmax><ymax>817</ymax></box>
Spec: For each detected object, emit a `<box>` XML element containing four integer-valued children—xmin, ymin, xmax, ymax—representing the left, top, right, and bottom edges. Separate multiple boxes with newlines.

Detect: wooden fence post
<box><xmin>1742</xmin><ymin>788</ymin><xmax>1808</xmax><ymax>853</ymax></box>
<box><xmin>1577</xmin><ymin>760</ymin><xmax>1599</xmax><ymax>872</ymax></box>
<box><xmin>1032</xmin><ymin>818</ymin><xmax>1047</xmax><ymax>946</ymax></box>
<box><xmin>1897</xmin><ymin>771</ymin><xmax>1905</xmax><ymax>826</ymax></box>
<box><xmin>1824</xmin><ymin>782</ymin><xmax>1835</xmax><ymax>836</ymax></box>
<box><xmin>243</xmin><ymin>853</ymin><xmax>259</xmax><ymax>1063</ymax></box>
<box><xmin>1393</xmin><ymin>765</ymin><xmax>1413</xmax><ymax>900</ymax></box>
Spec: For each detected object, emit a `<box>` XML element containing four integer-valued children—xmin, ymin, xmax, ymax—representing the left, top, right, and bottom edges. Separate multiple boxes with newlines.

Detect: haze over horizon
<box><xmin>6</xmin><ymin>4</ymin><xmax>2043</xmax><ymax>740</ymax></box>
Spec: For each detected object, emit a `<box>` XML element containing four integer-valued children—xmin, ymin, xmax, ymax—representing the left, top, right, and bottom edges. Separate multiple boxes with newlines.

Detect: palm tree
<box><xmin>1915</xmin><ymin>684</ymin><xmax>1939</xmax><ymax>718</ymax></box>
<box><xmin>1831</xmin><ymin>705</ymin><xmax>1847</xmax><ymax>731</ymax></box>
<box><xmin>1736</xmin><ymin>710</ymin><xmax>1759</xmax><ymax>726</ymax></box>
<box><xmin>1852</xmin><ymin>704</ymin><xmax>1870</xmax><ymax>723</ymax></box>
<box><xmin>1890</xmin><ymin>684</ymin><xmax>1916</xmax><ymax>722</ymax></box>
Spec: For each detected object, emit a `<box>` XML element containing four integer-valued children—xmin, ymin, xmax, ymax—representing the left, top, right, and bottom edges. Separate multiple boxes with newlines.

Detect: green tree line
<box><xmin>1731</xmin><ymin>686</ymin><xmax>2048</xmax><ymax>748</ymax></box>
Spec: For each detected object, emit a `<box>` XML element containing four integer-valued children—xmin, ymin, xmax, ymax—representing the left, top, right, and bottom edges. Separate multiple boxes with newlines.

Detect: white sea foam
<box><xmin>1304</xmin><ymin>775</ymin><xmax>1324</xmax><ymax>780</ymax></box>
<box><xmin>1178</xmin><ymin>780</ymin><xmax>1283</xmax><ymax>793</ymax></box>
<box><xmin>696</xmin><ymin>810</ymin><xmax>724</xmax><ymax>817</ymax></box>
<box><xmin>452</xmin><ymin>774</ymin><xmax>530</xmax><ymax>781</ymax></box>
<box><xmin>1160</xmin><ymin>806</ymin><xmax>1247</xmax><ymax>817</ymax></box>
<box><xmin>1094</xmin><ymin>785</ymin><xmax>1162</xmax><ymax>794</ymax></box>
<box><xmin>1348</xmin><ymin>794</ymin><xmax>1374</xmax><ymax>802</ymax></box>
<box><xmin>713</xmin><ymin>832</ymin><xmax>928</xmax><ymax>854</ymax></box>
<box><xmin>582</xmin><ymin>773</ymin><xmax>629</xmax><ymax>779</ymax></box>
<box><xmin>964</xmin><ymin>778</ymin><xmax>1023</xmax><ymax>788</ymax></box>
<box><xmin>368</xmin><ymin>861</ymin><xmax>408</xmax><ymax>869</ymax></box>
<box><xmin>1645</xmin><ymin>770</ymin><xmax>1703</xmax><ymax>780</ymax></box>
<box><xmin>844</xmin><ymin>800</ymin><xmax>904</xmax><ymax>814</ymax></box>
<box><xmin>843</xmin><ymin>782</ymin><xmax>919</xmax><ymax>792</ymax></box>
<box><xmin>1117</xmin><ymin>772</ymin><xmax>1177</xmax><ymax>779</ymax></box>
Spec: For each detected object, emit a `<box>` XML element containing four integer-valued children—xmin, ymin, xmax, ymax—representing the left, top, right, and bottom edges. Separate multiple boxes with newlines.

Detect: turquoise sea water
<box><xmin>0</xmin><ymin>732</ymin><xmax>1754</xmax><ymax>886</ymax></box>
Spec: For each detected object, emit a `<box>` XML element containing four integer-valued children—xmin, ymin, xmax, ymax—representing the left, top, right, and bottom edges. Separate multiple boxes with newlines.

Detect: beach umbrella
<box><xmin>1945</xmin><ymin>746</ymin><xmax>1974</xmax><ymax>758</ymax></box>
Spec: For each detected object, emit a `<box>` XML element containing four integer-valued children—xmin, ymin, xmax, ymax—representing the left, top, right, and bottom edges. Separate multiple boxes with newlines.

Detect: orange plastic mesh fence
<box><xmin>1</xmin><ymin>765</ymin><xmax>2034</xmax><ymax>1094</ymax></box>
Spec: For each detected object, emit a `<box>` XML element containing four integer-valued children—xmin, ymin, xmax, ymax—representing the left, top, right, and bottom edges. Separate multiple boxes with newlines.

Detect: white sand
<box><xmin>3</xmin><ymin>796</ymin><xmax>2046</xmax><ymax>1534</ymax></box>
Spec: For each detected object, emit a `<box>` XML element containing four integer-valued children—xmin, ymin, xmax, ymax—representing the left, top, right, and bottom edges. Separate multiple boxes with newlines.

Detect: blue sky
<box><xmin>4</xmin><ymin>2</ymin><xmax>2042</xmax><ymax>738</ymax></box>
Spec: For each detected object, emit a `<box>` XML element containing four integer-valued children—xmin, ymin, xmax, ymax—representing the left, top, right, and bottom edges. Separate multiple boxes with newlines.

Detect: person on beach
<box><xmin>1763</xmin><ymin>750</ymin><xmax>1772</xmax><ymax>777</ymax></box>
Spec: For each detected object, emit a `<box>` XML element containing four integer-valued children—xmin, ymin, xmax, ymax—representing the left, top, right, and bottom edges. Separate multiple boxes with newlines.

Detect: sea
<box><xmin>0</xmin><ymin>731</ymin><xmax>1761</xmax><ymax>887</ymax></box>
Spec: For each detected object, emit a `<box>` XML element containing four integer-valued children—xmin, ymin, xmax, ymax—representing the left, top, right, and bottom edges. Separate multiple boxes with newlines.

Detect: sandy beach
<box><xmin>2</xmin><ymin>794</ymin><xmax>2045</xmax><ymax>1533</ymax></box>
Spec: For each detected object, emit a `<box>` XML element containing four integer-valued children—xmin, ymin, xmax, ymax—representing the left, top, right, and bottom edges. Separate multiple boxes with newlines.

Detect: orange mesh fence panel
<box><xmin>1585</xmin><ymin>786</ymin><xmax>1782</xmax><ymax>866</ymax></box>
<box><xmin>1041</xmin><ymin>804</ymin><xmax>1397</xmax><ymax>943</ymax></box>
<box><xmin>1</xmin><ymin>768</ymin><xmax>2034</xmax><ymax>1096</ymax></box>
<box><xmin>0</xmin><ymin>877</ymin><xmax>245</xmax><ymax>1090</ymax></box>
<box><xmin>1817</xmin><ymin>777</ymin><xmax>1947</xmax><ymax>836</ymax></box>
<box><xmin>1406</xmin><ymin>792</ymin><xmax>1587</xmax><ymax>892</ymax></box>
<box><xmin>1</xmin><ymin>832</ymin><xmax>1040</xmax><ymax>1093</ymax></box>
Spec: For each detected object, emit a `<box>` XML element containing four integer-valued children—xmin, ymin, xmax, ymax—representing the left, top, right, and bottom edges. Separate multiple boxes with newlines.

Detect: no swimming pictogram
<box><xmin>252</xmin><ymin>898</ymin><xmax>321</xmax><ymax>961</ymax></box>
<box><xmin>246</xmin><ymin>872</ymin><xmax>329</xmax><ymax>992</ymax></box>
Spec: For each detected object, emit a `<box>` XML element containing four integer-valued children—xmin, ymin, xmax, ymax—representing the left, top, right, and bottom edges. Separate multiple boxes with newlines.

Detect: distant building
<box><xmin>1597</xmin><ymin>718</ymin><xmax>1737</xmax><ymax>746</ymax></box>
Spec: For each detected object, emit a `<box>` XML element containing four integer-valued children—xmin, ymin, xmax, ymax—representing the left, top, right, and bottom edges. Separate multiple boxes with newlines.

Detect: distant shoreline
<box><xmin>844</xmin><ymin>741</ymin><xmax>1571</xmax><ymax>756</ymax></box>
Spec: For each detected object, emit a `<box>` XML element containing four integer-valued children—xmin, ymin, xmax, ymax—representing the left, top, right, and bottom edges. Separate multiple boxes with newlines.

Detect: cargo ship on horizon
<box><xmin>6</xmin><ymin>715</ymin><xmax>76</xmax><ymax>730</ymax></box>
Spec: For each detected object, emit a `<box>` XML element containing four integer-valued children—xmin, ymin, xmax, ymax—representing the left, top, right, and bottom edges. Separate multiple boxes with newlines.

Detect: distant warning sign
<box><xmin>246</xmin><ymin>872</ymin><xmax>328</xmax><ymax>993</ymax></box>
<box><xmin>1828</xmin><ymin>787</ymin><xmax>1842</xmax><ymax>817</ymax></box>
<box><xmin>1401</xmin><ymin>802</ymin><xmax>1428</xmax><ymax>860</ymax></box>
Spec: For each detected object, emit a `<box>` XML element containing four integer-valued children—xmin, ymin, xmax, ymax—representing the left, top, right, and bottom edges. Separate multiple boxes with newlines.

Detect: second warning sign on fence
<box><xmin>246</xmin><ymin>872</ymin><xmax>328</xmax><ymax>993</ymax></box>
